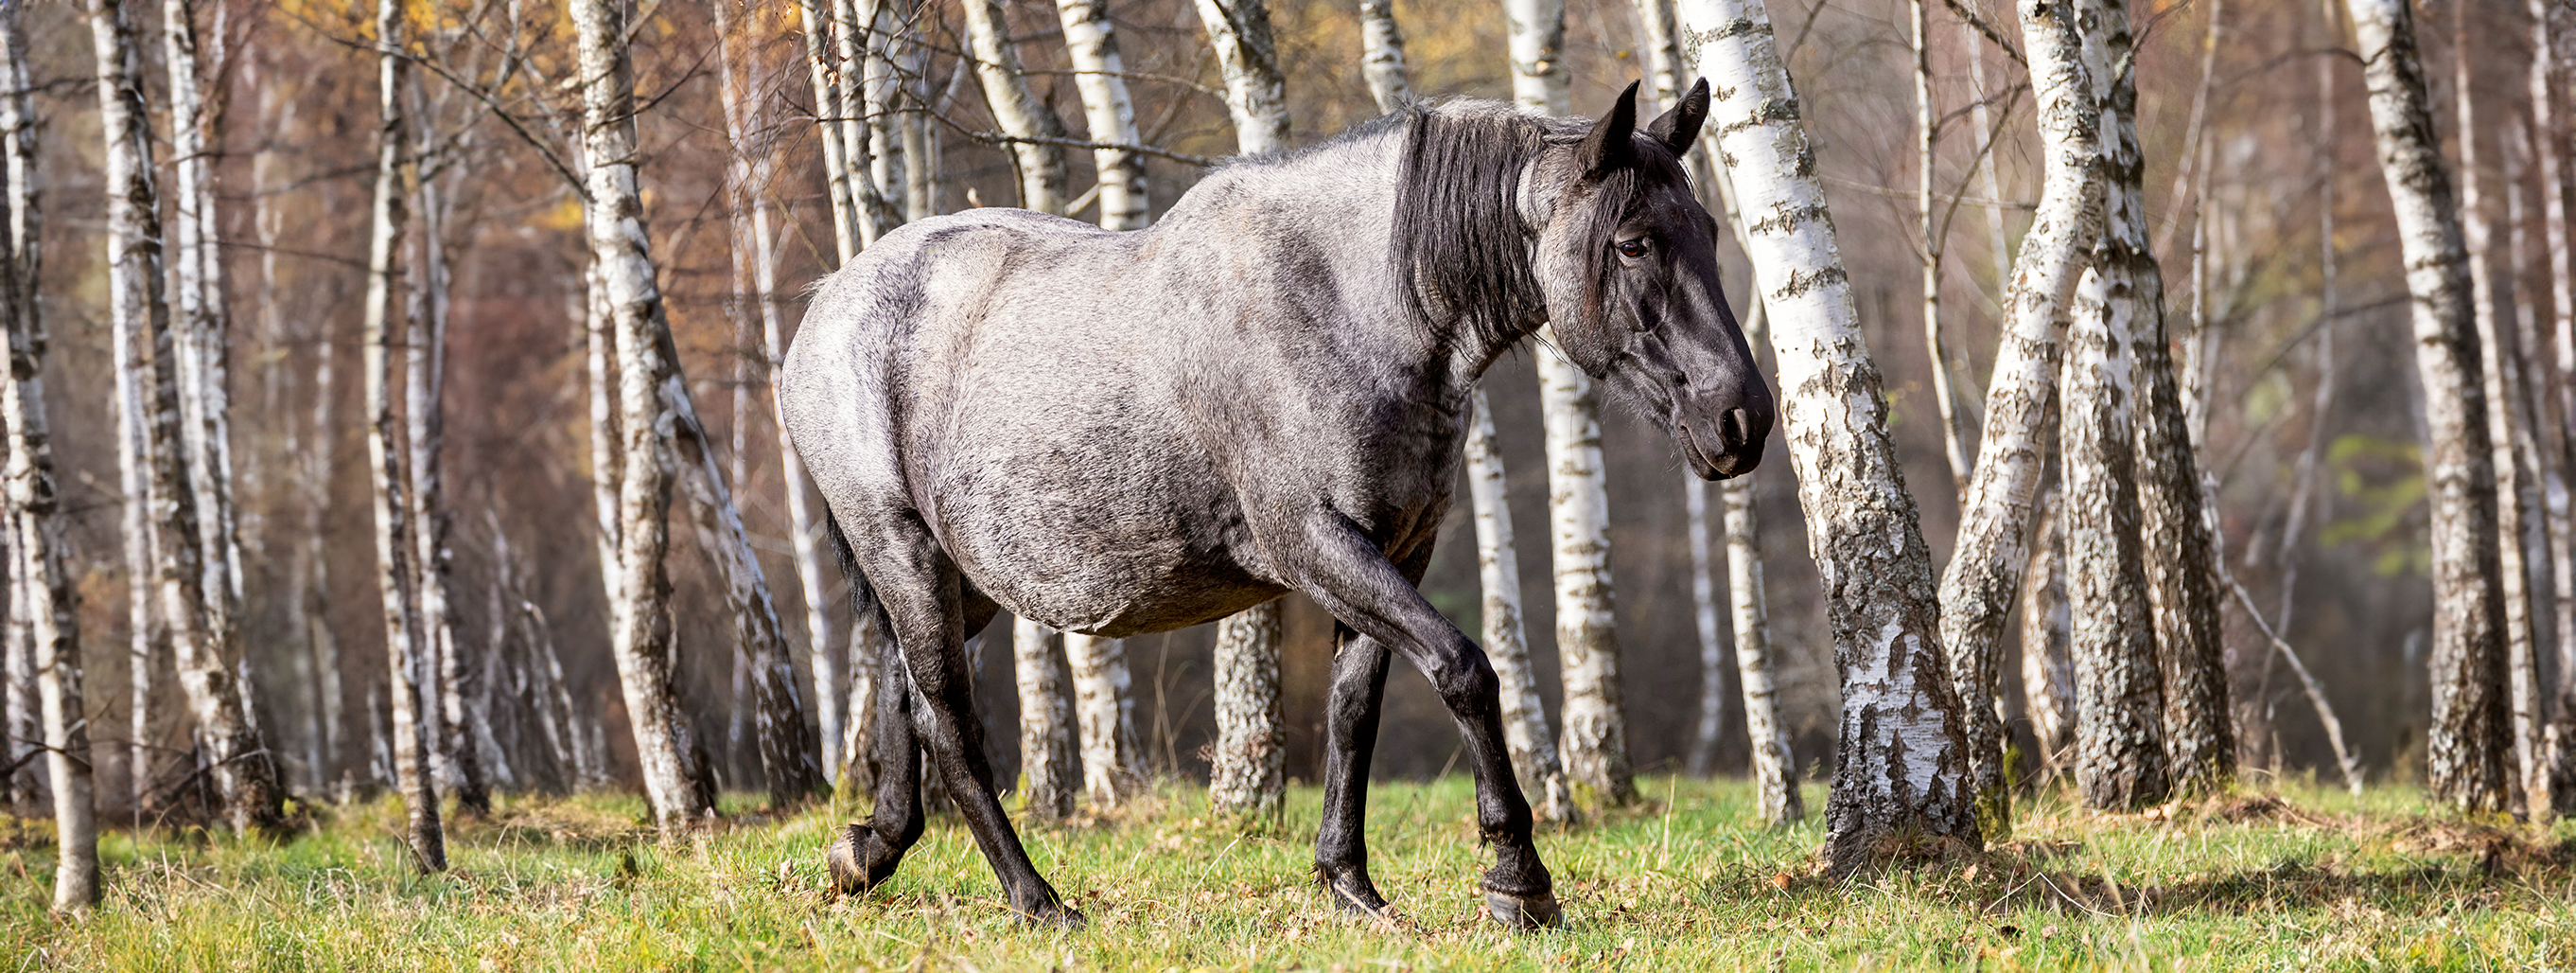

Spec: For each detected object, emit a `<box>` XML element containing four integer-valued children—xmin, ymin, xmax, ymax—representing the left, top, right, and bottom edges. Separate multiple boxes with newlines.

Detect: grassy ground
<box><xmin>5</xmin><ymin>775</ymin><xmax>2574</xmax><ymax>971</ymax></box>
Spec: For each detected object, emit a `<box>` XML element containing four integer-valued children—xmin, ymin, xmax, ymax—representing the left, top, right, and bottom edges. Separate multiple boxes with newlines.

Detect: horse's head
<box><xmin>1533</xmin><ymin>80</ymin><xmax>1774</xmax><ymax>480</ymax></box>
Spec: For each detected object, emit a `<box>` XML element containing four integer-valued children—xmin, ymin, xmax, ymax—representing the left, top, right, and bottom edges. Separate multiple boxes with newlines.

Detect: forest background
<box><xmin>0</xmin><ymin>0</ymin><xmax>2510</xmax><ymax>819</ymax></box>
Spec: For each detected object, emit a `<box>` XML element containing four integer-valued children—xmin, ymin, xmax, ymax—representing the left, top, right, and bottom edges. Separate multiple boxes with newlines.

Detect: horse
<box><xmin>779</xmin><ymin>78</ymin><xmax>1771</xmax><ymax>929</ymax></box>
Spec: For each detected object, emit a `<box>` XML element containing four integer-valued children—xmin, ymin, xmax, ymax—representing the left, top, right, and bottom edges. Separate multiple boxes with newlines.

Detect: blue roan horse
<box><xmin>779</xmin><ymin>79</ymin><xmax>1772</xmax><ymax>929</ymax></box>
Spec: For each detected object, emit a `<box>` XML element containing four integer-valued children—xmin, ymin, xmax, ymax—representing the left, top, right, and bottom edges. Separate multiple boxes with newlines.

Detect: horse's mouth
<box><xmin>1677</xmin><ymin>424</ymin><xmax>1737</xmax><ymax>481</ymax></box>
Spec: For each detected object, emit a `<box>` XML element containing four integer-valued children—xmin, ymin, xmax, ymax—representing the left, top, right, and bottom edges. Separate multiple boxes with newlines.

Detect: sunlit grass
<box><xmin>6</xmin><ymin>774</ymin><xmax>2573</xmax><ymax>970</ymax></box>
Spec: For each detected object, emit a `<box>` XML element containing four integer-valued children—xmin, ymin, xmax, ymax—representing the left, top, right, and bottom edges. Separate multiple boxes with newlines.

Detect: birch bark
<box><xmin>1933</xmin><ymin>0</ymin><xmax>2105</xmax><ymax>835</ymax></box>
<box><xmin>1207</xmin><ymin>603</ymin><xmax>1285</xmax><ymax>818</ymax></box>
<box><xmin>1913</xmin><ymin>0</ymin><xmax>1972</xmax><ymax>499</ymax></box>
<box><xmin>2104</xmin><ymin>0</ymin><xmax>2232</xmax><ymax>798</ymax></box>
<box><xmin>0</xmin><ymin>0</ymin><xmax>89</xmax><ymax>909</ymax></box>
<box><xmin>797</xmin><ymin>0</ymin><xmax>860</xmax><ymax>263</ymax></box>
<box><xmin>411</xmin><ymin>169</ymin><xmax>482</xmax><ymax>816</ymax></box>
<box><xmin>2453</xmin><ymin>0</ymin><xmax>2548</xmax><ymax>819</ymax></box>
<box><xmin>92</xmin><ymin>0</ymin><xmax>284</xmax><ymax>838</ymax></box>
<box><xmin>1677</xmin><ymin>0</ymin><xmax>1980</xmax><ymax>870</ymax></box>
<box><xmin>962</xmin><ymin>0</ymin><xmax>1068</xmax><ymax>214</ymax></box>
<box><xmin>1013</xmin><ymin>619</ymin><xmax>1077</xmax><ymax>820</ymax></box>
<box><xmin>1057</xmin><ymin>0</ymin><xmax>1150</xmax><ymax>229</ymax></box>
<box><xmin>1197</xmin><ymin>0</ymin><xmax>1288</xmax><ymax>152</ymax></box>
<box><xmin>1684</xmin><ymin>473</ymin><xmax>1726</xmax><ymax>778</ymax></box>
<box><xmin>1358</xmin><ymin>1</ymin><xmax>1411</xmax><ymax>113</ymax></box>
<box><xmin>359</xmin><ymin>0</ymin><xmax>442</xmax><ymax>868</ymax></box>
<box><xmin>2059</xmin><ymin>0</ymin><xmax>2169</xmax><ymax>812</ymax></box>
<box><xmin>2530</xmin><ymin>0</ymin><xmax>2576</xmax><ymax>808</ymax></box>
<box><xmin>1067</xmin><ymin>631</ymin><xmax>1144</xmax><ymax>805</ymax></box>
<box><xmin>1463</xmin><ymin>388</ymin><xmax>1576</xmax><ymax>823</ymax></box>
<box><xmin>2532</xmin><ymin>0</ymin><xmax>2576</xmax><ymax>808</ymax></box>
<box><xmin>2019</xmin><ymin>492</ymin><xmax>2075</xmax><ymax>778</ymax></box>
<box><xmin>574</xmin><ymin>0</ymin><xmax>716</xmax><ymax>831</ymax></box>
<box><xmin>2345</xmin><ymin>0</ymin><xmax>2514</xmax><ymax>813</ymax></box>
<box><xmin>1723</xmin><ymin>300</ymin><xmax>1802</xmax><ymax>825</ymax></box>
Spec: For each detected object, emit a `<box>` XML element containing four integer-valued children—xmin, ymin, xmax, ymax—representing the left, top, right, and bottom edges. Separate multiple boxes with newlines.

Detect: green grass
<box><xmin>6</xmin><ymin>776</ymin><xmax>2574</xmax><ymax>970</ymax></box>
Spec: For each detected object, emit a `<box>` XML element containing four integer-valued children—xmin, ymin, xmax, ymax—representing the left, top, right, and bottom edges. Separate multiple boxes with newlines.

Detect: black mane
<box><xmin>1390</xmin><ymin>102</ymin><xmax>1692</xmax><ymax>353</ymax></box>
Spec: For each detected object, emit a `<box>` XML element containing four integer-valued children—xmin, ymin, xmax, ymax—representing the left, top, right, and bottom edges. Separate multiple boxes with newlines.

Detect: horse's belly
<box><xmin>929</xmin><ymin>453</ymin><xmax>1279</xmax><ymax>638</ymax></box>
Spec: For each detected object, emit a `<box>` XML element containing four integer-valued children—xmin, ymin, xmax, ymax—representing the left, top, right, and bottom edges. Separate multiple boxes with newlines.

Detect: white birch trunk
<box><xmin>797</xmin><ymin>0</ymin><xmax>860</xmax><ymax>264</ymax></box>
<box><xmin>1677</xmin><ymin>0</ymin><xmax>1981</xmax><ymax>870</ymax></box>
<box><xmin>2091</xmin><ymin>0</ymin><xmax>2231</xmax><ymax>798</ymax></box>
<box><xmin>1358</xmin><ymin>1</ymin><xmax>1411</xmax><ymax>113</ymax></box>
<box><xmin>163</xmin><ymin>0</ymin><xmax>242</xmax><ymax>645</ymax></box>
<box><xmin>0</xmin><ymin>0</ymin><xmax>88</xmax><ymax>908</ymax></box>
<box><xmin>2019</xmin><ymin>492</ymin><xmax>2075</xmax><ymax>778</ymax></box>
<box><xmin>1056</xmin><ymin>0</ymin><xmax>1150</xmax><ymax>230</ymax></box>
<box><xmin>1013</xmin><ymin>618</ymin><xmax>1077</xmax><ymax>820</ymax></box>
<box><xmin>831</xmin><ymin>0</ymin><xmax>894</xmax><ymax>237</ymax></box>
<box><xmin>2345</xmin><ymin>0</ymin><xmax>2514</xmax><ymax>813</ymax></box>
<box><xmin>1934</xmin><ymin>0</ymin><xmax>2106</xmax><ymax>835</ymax></box>
<box><xmin>359</xmin><ymin>0</ymin><xmax>442</xmax><ymax>868</ymax></box>
<box><xmin>1684</xmin><ymin>472</ymin><xmax>1726</xmax><ymax>778</ymax></box>
<box><xmin>1066</xmin><ymin>632</ymin><xmax>1143</xmax><ymax>806</ymax></box>
<box><xmin>411</xmin><ymin>173</ymin><xmax>484</xmax><ymax>815</ymax></box>
<box><xmin>1724</xmin><ymin>299</ymin><xmax>1801</xmax><ymax>825</ymax></box>
<box><xmin>1196</xmin><ymin>0</ymin><xmax>1290</xmax><ymax>152</ymax></box>
<box><xmin>962</xmin><ymin>0</ymin><xmax>1069</xmax><ymax>214</ymax></box>
<box><xmin>92</xmin><ymin>0</ymin><xmax>282</xmax><ymax>837</ymax></box>
<box><xmin>1536</xmin><ymin>344</ymin><xmax>1632</xmax><ymax>805</ymax></box>
<box><xmin>2060</xmin><ymin>0</ymin><xmax>2169</xmax><ymax>812</ymax></box>
<box><xmin>2454</xmin><ymin>0</ymin><xmax>2549</xmax><ymax>820</ymax></box>
<box><xmin>2530</xmin><ymin>0</ymin><xmax>2576</xmax><ymax>805</ymax></box>
<box><xmin>1463</xmin><ymin>387</ymin><xmax>1576</xmax><ymax>823</ymax></box>
<box><xmin>574</xmin><ymin>0</ymin><xmax>714</xmax><ymax>831</ymax></box>
<box><xmin>1913</xmin><ymin>0</ymin><xmax>1972</xmax><ymax>500</ymax></box>
<box><xmin>1207</xmin><ymin>601</ymin><xmax>1284</xmax><ymax>818</ymax></box>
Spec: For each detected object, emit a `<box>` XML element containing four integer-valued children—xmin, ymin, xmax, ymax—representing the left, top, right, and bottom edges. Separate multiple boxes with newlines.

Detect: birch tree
<box><xmin>1463</xmin><ymin>389</ymin><xmax>1576</xmax><ymax>823</ymax></box>
<box><xmin>1058</xmin><ymin>0</ymin><xmax>1149</xmax><ymax>230</ymax></box>
<box><xmin>1913</xmin><ymin>0</ymin><xmax>1972</xmax><ymax>499</ymax></box>
<box><xmin>411</xmin><ymin>155</ymin><xmax>481</xmax><ymax>816</ymax></box>
<box><xmin>2531</xmin><ymin>0</ymin><xmax>2576</xmax><ymax>805</ymax></box>
<box><xmin>2020</xmin><ymin>492</ymin><xmax>2075</xmax><ymax>777</ymax></box>
<box><xmin>1505</xmin><ymin>0</ymin><xmax>1634</xmax><ymax>808</ymax></box>
<box><xmin>575</xmin><ymin>0</ymin><xmax>716</xmax><ymax>831</ymax></box>
<box><xmin>1684</xmin><ymin>474</ymin><xmax>1726</xmax><ymax>778</ymax></box>
<box><xmin>963</xmin><ymin>0</ymin><xmax>1069</xmax><ymax>214</ymax></box>
<box><xmin>798</xmin><ymin>0</ymin><xmax>861</xmax><ymax>262</ymax></box>
<box><xmin>1012</xmin><ymin>619</ymin><xmax>1078</xmax><ymax>819</ymax></box>
<box><xmin>2059</xmin><ymin>0</ymin><xmax>2170</xmax><ymax>812</ymax></box>
<box><xmin>2</xmin><ymin>0</ymin><xmax>91</xmax><ymax>911</ymax></box>
<box><xmin>1722</xmin><ymin>301</ymin><xmax>1802</xmax><ymax>825</ymax></box>
<box><xmin>1195</xmin><ymin>0</ymin><xmax>1290</xmax><ymax>818</ymax></box>
<box><xmin>1932</xmin><ymin>0</ymin><xmax>2105</xmax><ymax>834</ymax></box>
<box><xmin>2096</xmin><ymin>0</ymin><xmax>2231</xmax><ymax>799</ymax></box>
<box><xmin>1358</xmin><ymin>1</ymin><xmax>1410</xmax><ymax>112</ymax></box>
<box><xmin>1067</xmin><ymin>632</ymin><xmax>1144</xmax><ymax>805</ymax></box>
<box><xmin>1677</xmin><ymin>0</ymin><xmax>1981</xmax><ymax>870</ymax></box>
<box><xmin>2450</xmin><ymin>0</ymin><xmax>2548</xmax><ymax>820</ymax></box>
<box><xmin>162</xmin><ymin>0</ymin><xmax>243</xmax><ymax>652</ymax></box>
<box><xmin>91</xmin><ymin>0</ymin><xmax>284</xmax><ymax>838</ymax></box>
<box><xmin>2344</xmin><ymin>0</ymin><xmax>2513</xmax><ymax>813</ymax></box>
<box><xmin>359</xmin><ymin>0</ymin><xmax>443</xmax><ymax>869</ymax></box>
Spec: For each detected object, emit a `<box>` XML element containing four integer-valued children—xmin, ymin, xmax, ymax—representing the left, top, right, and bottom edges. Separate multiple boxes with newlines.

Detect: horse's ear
<box><xmin>1578</xmin><ymin>80</ymin><xmax>1641</xmax><ymax>177</ymax></box>
<box><xmin>1647</xmin><ymin>79</ymin><xmax>1710</xmax><ymax>154</ymax></box>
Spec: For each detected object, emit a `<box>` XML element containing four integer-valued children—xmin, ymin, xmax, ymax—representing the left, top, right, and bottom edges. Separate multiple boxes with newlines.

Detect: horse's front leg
<box><xmin>1289</xmin><ymin>510</ymin><xmax>1560</xmax><ymax>929</ymax></box>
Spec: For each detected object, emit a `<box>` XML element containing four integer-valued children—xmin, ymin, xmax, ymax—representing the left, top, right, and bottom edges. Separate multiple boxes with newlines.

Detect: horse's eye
<box><xmin>1616</xmin><ymin>239</ymin><xmax>1648</xmax><ymax>259</ymax></box>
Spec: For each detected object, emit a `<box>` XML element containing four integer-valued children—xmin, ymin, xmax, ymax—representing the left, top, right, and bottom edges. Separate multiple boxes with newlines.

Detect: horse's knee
<box><xmin>1428</xmin><ymin>646</ymin><xmax>1499</xmax><ymax>712</ymax></box>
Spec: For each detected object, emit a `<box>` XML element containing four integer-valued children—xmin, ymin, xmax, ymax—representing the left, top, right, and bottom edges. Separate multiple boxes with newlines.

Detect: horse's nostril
<box><xmin>1722</xmin><ymin>408</ymin><xmax>1752</xmax><ymax>451</ymax></box>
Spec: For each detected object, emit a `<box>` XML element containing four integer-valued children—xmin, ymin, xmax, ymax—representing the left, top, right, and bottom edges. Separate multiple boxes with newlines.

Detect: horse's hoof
<box><xmin>1483</xmin><ymin>889</ymin><xmax>1562</xmax><ymax>930</ymax></box>
<box><xmin>1318</xmin><ymin>871</ymin><xmax>1392</xmax><ymax>918</ymax></box>
<box><xmin>1015</xmin><ymin>900</ymin><xmax>1089</xmax><ymax>929</ymax></box>
<box><xmin>824</xmin><ymin>823</ymin><xmax>902</xmax><ymax>896</ymax></box>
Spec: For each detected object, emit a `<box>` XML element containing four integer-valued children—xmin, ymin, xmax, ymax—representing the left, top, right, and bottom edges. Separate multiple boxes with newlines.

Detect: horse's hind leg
<box><xmin>1315</xmin><ymin>622</ymin><xmax>1393</xmax><ymax>916</ymax></box>
<box><xmin>831</xmin><ymin>512</ymin><xmax>1080</xmax><ymax>926</ymax></box>
<box><xmin>829</xmin><ymin>644</ymin><xmax>924</xmax><ymax>894</ymax></box>
<box><xmin>1290</xmin><ymin>513</ymin><xmax>1558</xmax><ymax>929</ymax></box>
